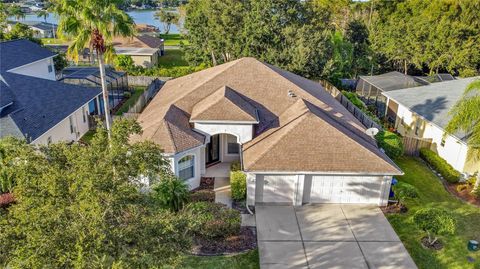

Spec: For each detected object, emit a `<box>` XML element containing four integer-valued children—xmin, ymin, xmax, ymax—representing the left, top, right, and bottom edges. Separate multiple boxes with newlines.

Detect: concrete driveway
<box><xmin>256</xmin><ymin>205</ymin><xmax>417</xmax><ymax>269</ymax></box>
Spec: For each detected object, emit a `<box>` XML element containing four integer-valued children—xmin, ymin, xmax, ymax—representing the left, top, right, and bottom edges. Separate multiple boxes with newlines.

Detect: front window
<box><xmin>178</xmin><ymin>155</ymin><xmax>194</xmax><ymax>180</ymax></box>
<box><xmin>227</xmin><ymin>135</ymin><xmax>239</xmax><ymax>154</ymax></box>
<box><xmin>48</xmin><ymin>64</ymin><xmax>53</xmax><ymax>73</ymax></box>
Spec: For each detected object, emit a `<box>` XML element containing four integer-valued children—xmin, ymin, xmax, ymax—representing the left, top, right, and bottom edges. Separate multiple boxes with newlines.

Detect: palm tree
<box><xmin>9</xmin><ymin>5</ymin><xmax>25</xmax><ymax>21</ymax></box>
<box><xmin>37</xmin><ymin>10</ymin><xmax>49</xmax><ymax>22</ymax></box>
<box><xmin>51</xmin><ymin>0</ymin><xmax>135</xmax><ymax>135</ymax></box>
<box><xmin>446</xmin><ymin>79</ymin><xmax>480</xmax><ymax>192</ymax></box>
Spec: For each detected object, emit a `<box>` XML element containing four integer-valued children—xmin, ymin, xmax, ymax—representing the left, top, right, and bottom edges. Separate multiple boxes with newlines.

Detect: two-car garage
<box><xmin>247</xmin><ymin>174</ymin><xmax>392</xmax><ymax>206</ymax></box>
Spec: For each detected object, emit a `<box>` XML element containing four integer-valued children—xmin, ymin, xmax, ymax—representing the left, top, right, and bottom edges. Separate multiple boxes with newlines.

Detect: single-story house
<box><xmin>133</xmin><ymin>57</ymin><xmax>402</xmax><ymax>206</ymax></box>
<box><xmin>0</xmin><ymin>39</ymin><xmax>102</xmax><ymax>144</ymax></box>
<box><xmin>356</xmin><ymin>71</ymin><xmax>455</xmax><ymax>118</ymax></box>
<box><xmin>113</xmin><ymin>35</ymin><xmax>165</xmax><ymax>67</ymax></box>
<box><xmin>8</xmin><ymin>21</ymin><xmax>58</xmax><ymax>38</ymax></box>
<box><xmin>383</xmin><ymin>77</ymin><xmax>480</xmax><ymax>174</ymax></box>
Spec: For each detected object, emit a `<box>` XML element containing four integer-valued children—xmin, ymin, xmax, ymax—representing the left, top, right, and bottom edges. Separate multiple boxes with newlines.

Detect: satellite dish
<box><xmin>365</xmin><ymin>127</ymin><xmax>379</xmax><ymax>137</ymax></box>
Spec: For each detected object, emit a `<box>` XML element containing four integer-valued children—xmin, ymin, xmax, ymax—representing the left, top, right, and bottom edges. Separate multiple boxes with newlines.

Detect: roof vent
<box><xmin>288</xmin><ymin>90</ymin><xmax>297</xmax><ymax>98</ymax></box>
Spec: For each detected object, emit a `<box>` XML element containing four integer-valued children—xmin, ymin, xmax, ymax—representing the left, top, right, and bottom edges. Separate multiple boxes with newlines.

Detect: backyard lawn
<box><xmin>158</xmin><ymin>49</ymin><xmax>189</xmax><ymax>68</ymax></box>
<box><xmin>178</xmin><ymin>250</ymin><xmax>259</xmax><ymax>269</ymax></box>
<box><xmin>115</xmin><ymin>87</ymin><xmax>146</xmax><ymax>116</ymax></box>
<box><xmin>160</xmin><ymin>34</ymin><xmax>189</xmax><ymax>46</ymax></box>
<box><xmin>390</xmin><ymin>157</ymin><xmax>480</xmax><ymax>269</ymax></box>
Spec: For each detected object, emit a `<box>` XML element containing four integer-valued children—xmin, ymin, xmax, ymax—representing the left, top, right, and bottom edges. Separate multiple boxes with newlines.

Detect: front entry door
<box><xmin>206</xmin><ymin>134</ymin><xmax>220</xmax><ymax>165</ymax></box>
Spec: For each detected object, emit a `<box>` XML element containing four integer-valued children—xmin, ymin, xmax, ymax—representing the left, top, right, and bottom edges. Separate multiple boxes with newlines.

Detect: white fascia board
<box><xmin>244</xmin><ymin>170</ymin><xmax>404</xmax><ymax>176</ymax></box>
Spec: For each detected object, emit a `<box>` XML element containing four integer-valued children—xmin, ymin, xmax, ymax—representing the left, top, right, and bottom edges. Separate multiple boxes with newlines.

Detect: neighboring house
<box><xmin>133</xmin><ymin>57</ymin><xmax>402</xmax><ymax>206</ymax></box>
<box><xmin>8</xmin><ymin>21</ymin><xmax>58</xmax><ymax>38</ymax></box>
<box><xmin>135</xmin><ymin>24</ymin><xmax>160</xmax><ymax>35</ymax></box>
<box><xmin>0</xmin><ymin>39</ymin><xmax>102</xmax><ymax>144</ymax></box>
<box><xmin>113</xmin><ymin>35</ymin><xmax>165</xmax><ymax>67</ymax></box>
<box><xmin>383</xmin><ymin>77</ymin><xmax>480</xmax><ymax>174</ymax></box>
<box><xmin>356</xmin><ymin>71</ymin><xmax>454</xmax><ymax>118</ymax></box>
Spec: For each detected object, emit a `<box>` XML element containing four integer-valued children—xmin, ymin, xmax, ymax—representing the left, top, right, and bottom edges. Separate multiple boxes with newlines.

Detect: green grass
<box><xmin>160</xmin><ymin>34</ymin><xmax>189</xmax><ymax>46</ymax></box>
<box><xmin>115</xmin><ymin>87</ymin><xmax>146</xmax><ymax>116</ymax></box>
<box><xmin>178</xmin><ymin>249</ymin><xmax>259</xmax><ymax>269</ymax></box>
<box><xmin>158</xmin><ymin>49</ymin><xmax>189</xmax><ymax>68</ymax></box>
<box><xmin>79</xmin><ymin>130</ymin><xmax>96</xmax><ymax>144</ymax></box>
<box><xmin>389</xmin><ymin>157</ymin><xmax>480</xmax><ymax>269</ymax></box>
<box><xmin>41</xmin><ymin>38</ymin><xmax>70</xmax><ymax>45</ymax></box>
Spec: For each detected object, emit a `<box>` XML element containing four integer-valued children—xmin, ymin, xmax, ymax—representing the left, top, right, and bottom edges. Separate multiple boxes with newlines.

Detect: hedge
<box><xmin>185</xmin><ymin>202</ymin><xmax>241</xmax><ymax>239</ymax></box>
<box><xmin>230</xmin><ymin>171</ymin><xmax>247</xmax><ymax>201</ymax></box>
<box><xmin>419</xmin><ymin>148</ymin><xmax>461</xmax><ymax>183</ymax></box>
<box><xmin>230</xmin><ymin>161</ymin><xmax>241</xmax><ymax>172</ymax></box>
<box><xmin>189</xmin><ymin>189</ymin><xmax>215</xmax><ymax>203</ymax></box>
<box><xmin>375</xmin><ymin>131</ymin><xmax>404</xmax><ymax>159</ymax></box>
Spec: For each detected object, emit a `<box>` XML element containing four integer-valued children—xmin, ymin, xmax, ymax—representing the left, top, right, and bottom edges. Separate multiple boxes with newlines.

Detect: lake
<box><xmin>10</xmin><ymin>10</ymin><xmax>181</xmax><ymax>34</ymax></box>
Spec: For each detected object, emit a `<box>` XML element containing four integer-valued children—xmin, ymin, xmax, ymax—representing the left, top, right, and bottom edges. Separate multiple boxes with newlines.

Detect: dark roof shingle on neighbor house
<box><xmin>0</xmin><ymin>39</ymin><xmax>56</xmax><ymax>72</ymax></box>
<box><xmin>0</xmin><ymin>72</ymin><xmax>101</xmax><ymax>142</ymax></box>
<box><xmin>133</xmin><ymin>57</ymin><xmax>402</xmax><ymax>175</ymax></box>
<box><xmin>358</xmin><ymin>71</ymin><xmax>426</xmax><ymax>92</ymax></box>
<box><xmin>383</xmin><ymin>76</ymin><xmax>480</xmax><ymax>142</ymax></box>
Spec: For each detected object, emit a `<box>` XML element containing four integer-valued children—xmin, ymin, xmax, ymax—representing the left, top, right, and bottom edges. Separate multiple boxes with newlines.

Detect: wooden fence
<box><xmin>402</xmin><ymin>136</ymin><xmax>432</xmax><ymax>156</ymax></box>
<box><xmin>320</xmin><ymin>80</ymin><xmax>382</xmax><ymax>130</ymax></box>
<box><xmin>128</xmin><ymin>75</ymin><xmax>172</xmax><ymax>86</ymax></box>
<box><xmin>125</xmin><ymin>79</ymin><xmax>164</xmax><ymax>114</ymax></box>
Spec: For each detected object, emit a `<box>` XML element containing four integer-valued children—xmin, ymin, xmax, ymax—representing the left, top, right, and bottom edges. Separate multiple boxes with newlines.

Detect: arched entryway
<box><xmin>204</xmin><ymin>133</ymin><xmax>240</xmax><ymax>177</ymax></box>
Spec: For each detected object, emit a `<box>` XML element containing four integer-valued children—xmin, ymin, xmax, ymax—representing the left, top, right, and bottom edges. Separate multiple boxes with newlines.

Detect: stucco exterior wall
<box><xmin>171</xmin><ymin>146</ymin><xmax>204</xmax><ymax>190</ymax></box>
<box><xmin>9</xmin><ymin>57</ymin><xmax>56</xmax><ymax>81</ymax></box>
<box><xmin>129</xmin><ymin>55</ymin><xmax>154</xmax><ymax>68</ymax></box>
<box><xmin>391</xmin><ymin>100</ymin><xmax>475</xmax><ymax>173</ymax></box>
<box><xmin>193</xmin><ymin>122</ymin><xmax>254</xmax><ymax>144</ymax></box>
<box><xmin>32</xmin><ymin>104</ymin><xmax>90</xmax><ymax>144</ymax></box>
<box><xmin>220</xmin><ymin>133</ymin><xmax>240</xmax><ymax>163</ymax></box>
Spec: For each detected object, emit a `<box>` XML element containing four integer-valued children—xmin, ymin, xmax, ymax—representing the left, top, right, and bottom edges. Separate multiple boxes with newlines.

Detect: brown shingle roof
<box><xmin>134</xmin><ymin>57</ymin><xmax>401</xmax><ymax>174</ymax></box>
<box><xmin>112</xmin><ymin>35</ymin><xmax>163</xmax><ymax>49</ymax></box>
<box><xmin>191</xmin><ymin>85</ymin><xmax>258</xmax><ymax>122</ymax></box>
<box><xmin>243</xmin><ymin>99</ymin><xmax>401</xmax><ymax>174</ymax></box>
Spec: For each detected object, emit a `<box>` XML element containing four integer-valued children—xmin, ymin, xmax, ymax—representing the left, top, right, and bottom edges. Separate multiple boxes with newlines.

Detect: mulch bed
<box><xmin>382</xmin><ymin>203</ymin><xmax>408</xmax><ymax>214</ymax></box>
<box><xmin>446</xmin><ymin>184</ymin><xmax>480</xmax><ymax>207</ymax></box>
<box><xmin>232</xmin><ymin>200</ymin><xmax>253</xmax><ymax>214</ymax></box>
<box><xmin>190</xmin><ymin>177</ymin><xmax>214</xmax><ymax>192</ymax></box>
<box><xmin>191</xmin><ymin>227</ymin><xmax>257</xmax><ymax>255</ymax></box>
<box><xmin>421</xmin><ymin>236</ymin><xmax>443</xmax><ymax>250</ymax></box>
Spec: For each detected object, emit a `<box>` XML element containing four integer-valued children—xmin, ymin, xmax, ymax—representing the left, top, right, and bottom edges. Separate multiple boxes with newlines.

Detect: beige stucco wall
<box><xmin>32</xmin><ymin>104</ymin><xmax>90</xmax><ymax>145</ymax></box>
<box><xmin>129</xmin><ymin>55</ymin><xmax>154</xmax><ymax>68</ymax></box>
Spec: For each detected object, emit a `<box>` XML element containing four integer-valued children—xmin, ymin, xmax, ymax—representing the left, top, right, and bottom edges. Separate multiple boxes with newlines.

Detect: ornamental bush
<box><xmin>189</xmin><ymin>189</ymin><xmax>215</xmax><ymax>203</ymax></box>
<box><xmin>231</xmin><ymin>171</ymin><xmax>247</xmax><ymax>201</ymax></box>
<box><xmin>393</xmin><ymin>182</ymin><xmax>418</xmax><ymax>202</ymax></box>
<box><xmin>230</xmin><ymin>161</ymin><xmax>241</xmax><ymax>172</ymax></box>
<box><xmin>151</xmin><ymin>175</ymin><xmax>190</xmax><ymax>212</ymax></box>
<box><xmin>419</xmin><ymin>148</ymin><xmax>461</xmax><ymax>183</ymax></box>
<box><xmin>184</xmin><ymin>202</ymin><xmax>241</xmax><ymax>239</ymax></box>
<box><xmin>375</xmin><ymin>131</ymin><xmax>404</xmax><ymax>159</ymax></box>
<box><xmin>413</xmin><ymin>208</ymin><xmax>456</xmax><ymax>245</ymax></box>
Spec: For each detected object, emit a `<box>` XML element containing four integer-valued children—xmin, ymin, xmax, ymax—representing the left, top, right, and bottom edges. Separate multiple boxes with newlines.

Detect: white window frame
<box><xmin>226</xmin><ymin>135</ymin><xmax>240</xmax><ymax>155</ymax></box>
<box><xmin>178</xmin><ymin>155</ymin><xmax>195</xmax><ymax>180</ymax></box>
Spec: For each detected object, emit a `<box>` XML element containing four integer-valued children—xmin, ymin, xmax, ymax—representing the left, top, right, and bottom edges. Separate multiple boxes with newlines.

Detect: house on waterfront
<box><xmin>113</xmin><ymin>35</ymin><xmax>165</xmax><ymax>67</ymax></box>
<box><xmin>0</xmin><ymin>39</ymin><xmax>102</xmax><ymax>144</ymax></box>
<box><xmin>133</xmin><ymin>57</ymin><xmax>402</xmax><ymax>206</ymax></box>
<box><xmin>7</xmin><ymin>21</ymin><xmax>58</xmax><ymax>38</ymax></box>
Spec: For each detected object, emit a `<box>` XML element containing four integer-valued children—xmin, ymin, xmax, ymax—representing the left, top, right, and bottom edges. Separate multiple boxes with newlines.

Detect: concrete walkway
<box><xmin>256</xmin><ymin>205</ymin><xmax>417</xmax><ymax>269</ymax></box>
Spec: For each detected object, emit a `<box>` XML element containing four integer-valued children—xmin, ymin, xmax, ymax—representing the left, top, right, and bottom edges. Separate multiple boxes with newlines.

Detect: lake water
<box><xmin>11</xmin><ymin>10</ymin><xmax>181</xmax><ymax>34</ymax></box>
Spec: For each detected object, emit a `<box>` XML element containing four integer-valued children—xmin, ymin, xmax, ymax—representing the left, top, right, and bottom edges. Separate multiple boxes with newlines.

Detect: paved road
<box><xmin>256</xmin><ymin>205</ymin><xmax>417</xmax><ymax>269</ymax></box>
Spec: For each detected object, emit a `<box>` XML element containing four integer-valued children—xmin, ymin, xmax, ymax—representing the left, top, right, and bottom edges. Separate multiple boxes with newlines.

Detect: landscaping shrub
<box><xmin>230</xmin><ymin>171</ymin><xmax>247</xmax><ymax>201</ymax></box>
<box><xmin>342</xmin><ymin>91</ymin><xmax>366</xmax><ymax>109</ymax></box>
<box><xmin>230</xmin><ymin>161</ymin><xmax>241</xmax><ymax>172</ymax></box>
<box><xmin>151</xmin><ymin>176</ymin><xmax>190</xmax><ymax>212</ymax></box>
<box><xmin>413</xmin><ymin>208</ymin><xmax>456</xmax><ymax>246</ymax></box>
<box><xmin>375</xmin><ymin>131</ymin><xmax>404</xmax><ymax>159</ymax></box>
<box><xmin>185</xmin><ymin>202</ymin><xmax>241</xmax><ymax>239</ymax></box>
<box><xmin>190</xmin><ymin>189</ymin><xmax>215</xmax><ymax>203</ymax></box>
<box><xmin>393</xmin><ymin>182</ymin><xmax>418</xmax><ymax>201</ymax></box>
<box><xmin>456</xmin><ymin>184</ymin><xmax>468</xmax><ymax>192</ymax></box>
<box><xmin>419</xmin><ymin>148</ymin><xmax>461</xmax><ymax>183</ymax></box>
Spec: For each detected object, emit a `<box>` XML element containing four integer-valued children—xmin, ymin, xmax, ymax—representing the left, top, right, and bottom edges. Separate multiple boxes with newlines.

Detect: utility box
<box><xmin>468</xmin><ymin>240</ymin><xmax>479</xmax><ymax>251</ymax></box>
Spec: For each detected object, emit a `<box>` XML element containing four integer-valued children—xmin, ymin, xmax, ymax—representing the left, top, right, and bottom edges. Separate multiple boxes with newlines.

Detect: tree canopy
<box><xmin>0</xmin><ymin>119</ymin><xmax>190</xmax><ymax>268</ymax></box>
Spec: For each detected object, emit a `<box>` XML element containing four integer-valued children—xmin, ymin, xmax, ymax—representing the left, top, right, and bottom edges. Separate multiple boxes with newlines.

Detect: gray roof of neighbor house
<box><xmin>358</xmin><ymin>71</ymin><xmax>426</xmax><ymax>92</ymax></box>
<box><xmin>133</xmin><ymin>57</ymin><xmax>402</xmax><ymax>175</ymax></box>
<box><xmin>0</xmin><ymin>72</ymin><xmax>101</xmax><ymax>142</ymax></box>
<box><xmin>0</xmin><ymin>39</ymin><xmax>56</xmax><ymax>72</ymax></box>
<box><xmin>10</xmin><ymin>21</ymin><xmax>58</xmax><ymax>31</ymax></box>
<box><xmin>383</xmin><ymin>77</ymin><xmax>480</xmax><ymax>142</ymax></box>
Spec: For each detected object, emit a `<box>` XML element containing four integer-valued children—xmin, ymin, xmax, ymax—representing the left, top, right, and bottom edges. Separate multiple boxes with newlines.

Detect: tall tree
<box><xmin>36</xmin><ymin>10</ymin><xmax>49</xmax><ymax>22</ymax></box>
<box><xmin>345</xmin><ymin>19</ymin><xmax>373</xmax><ymax>78</ymax></box>
<box><xmin>8</xmin><ymin>5</ymin><xmax>25</xmax><ymax>21</ymax></box>
<box><xmin>51</xmin><ymin>0</ymin><xmax>135</xmax><ymax>135</ymax></box>
<box><xmin>155</xmin><ymin>9</ymin><xmax>179</xmax><ymax>34</ymax></box>
<box><xmin>0</xmin><ymin>119</ymin><xmax>191</xmax><ymax>267</ymax></box>
<box><xmin>445</xmin><ymin>80</ymin><xmax>480</xmax><ymax>192</ymax></box>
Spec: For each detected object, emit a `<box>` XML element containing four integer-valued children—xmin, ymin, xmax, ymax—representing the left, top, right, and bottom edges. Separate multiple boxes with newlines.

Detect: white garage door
<box><xmin>262</xmin><ymin>175</ymin><xmax>297</xmax><ymax>203</ymax></box>
<box><xmin>310</xmin><ymin>175</ymin><xmax>383</xmax><ymax>204</ymax></box>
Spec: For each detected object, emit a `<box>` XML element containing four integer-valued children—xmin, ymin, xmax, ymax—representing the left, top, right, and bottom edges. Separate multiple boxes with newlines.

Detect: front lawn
<box><xmin>389</xmin><ymin>157</ymin><xmax>480</xmax><ymax>269</ymax></box>
<box><xmin>178</xmin><ymin>250</ymin><xmax>259</xmax><ymax>269</ymax></box>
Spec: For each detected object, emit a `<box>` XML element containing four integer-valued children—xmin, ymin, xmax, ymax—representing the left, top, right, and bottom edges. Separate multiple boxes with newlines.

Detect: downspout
<box><xmin>240</xmin><ymin>143</ymin><xmax>254</xmax><ymax>215</ymax></box>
